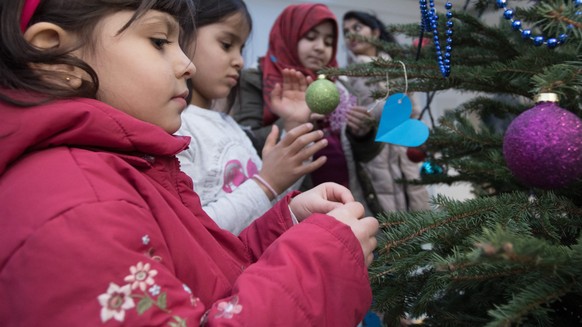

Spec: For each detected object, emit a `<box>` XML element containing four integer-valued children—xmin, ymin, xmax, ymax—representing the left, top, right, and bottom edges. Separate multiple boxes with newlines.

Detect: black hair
<box><xmin>342</xmin><ymin>10</ymin><xmax>396</xmax><ymax>44</ymax></box>
<box><xmin>0</xmin><ymin>0</ymin><xmax>196</xmax><ymax>106</ymax></box>
<box><xmin>193</xmin><ymin>0</ymin><xmax>251</xmax><ymax>30</ymax></box>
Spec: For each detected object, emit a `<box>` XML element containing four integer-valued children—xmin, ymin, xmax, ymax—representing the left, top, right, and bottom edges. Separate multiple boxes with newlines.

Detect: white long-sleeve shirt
<box><xmin>176</xmin><ymin>105</ymin><xmax>272</xmax><ymax>235</ymax></box>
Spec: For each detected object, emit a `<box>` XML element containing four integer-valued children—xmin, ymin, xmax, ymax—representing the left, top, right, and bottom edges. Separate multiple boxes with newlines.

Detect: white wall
<box><xmin>243</xmin><ymin>0</ymin><xmax>427</xmax><ymax>68</ymax></box>
<box><xmin>242</xmin><ymin>0</ymin><xmax>479</xmax><ymax>67</ymax></box>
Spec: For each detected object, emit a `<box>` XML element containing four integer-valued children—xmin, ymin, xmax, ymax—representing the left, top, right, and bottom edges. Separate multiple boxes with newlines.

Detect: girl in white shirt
<box><xmin>177</xmin><ymin>0</ymin><xmax>327</xmax><ymax>234</ymax></box>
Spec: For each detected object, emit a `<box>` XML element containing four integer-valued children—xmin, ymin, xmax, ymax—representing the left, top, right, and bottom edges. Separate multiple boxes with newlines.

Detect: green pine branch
<box><xmin>371</xmin><ymin>192</ymin><xmax>582</xmax><ymax>325</ymax></box>
<box><xmin>328</xmin><ymin>1</ymin><xmax>582</xmax><ymax>324</ymax></box>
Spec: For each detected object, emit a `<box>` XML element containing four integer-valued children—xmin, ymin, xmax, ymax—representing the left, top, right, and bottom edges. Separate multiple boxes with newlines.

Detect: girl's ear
<box><xmin>23</xmin><ymin>22</ymin><xmax>84</xmax><ymax>89</ymax></box>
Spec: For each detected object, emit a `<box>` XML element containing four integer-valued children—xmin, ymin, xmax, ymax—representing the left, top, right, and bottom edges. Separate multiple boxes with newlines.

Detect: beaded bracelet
<box><xmin>252</xmin><ymin>175</ymin><xmax>278</xmax><ymax>199</ymax></box>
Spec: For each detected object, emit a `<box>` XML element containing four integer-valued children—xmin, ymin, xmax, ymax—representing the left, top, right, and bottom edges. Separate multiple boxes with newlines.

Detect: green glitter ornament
<box><xmin>305</xmin><ymin>75</ymin><xmax>340</xmax><ymax>115</ymax></box>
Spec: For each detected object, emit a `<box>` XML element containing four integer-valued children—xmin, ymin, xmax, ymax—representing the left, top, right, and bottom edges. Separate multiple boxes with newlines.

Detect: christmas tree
<box><xmin>324</xmin><ymin>0</ymin><xmax>582</xmax><ymax>325</ymax></box>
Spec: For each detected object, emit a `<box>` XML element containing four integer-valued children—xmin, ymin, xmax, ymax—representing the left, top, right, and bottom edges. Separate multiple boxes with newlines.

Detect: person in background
<box><xmin>177</xmin><ymin>0</ymin><xmax>328</xmax><ymax>235</ymax></box>
<box><xmin>231</xmin><ymin>3</ymin><xmax>385</xmax><ymax>216</ymax></box>
<box><xmin>343</xmin><ymin>10</ymin><xmax>431</xmax><ymax>213</ymax></box>
<box><xmin>0</xmin><ymin>0</ymin><xmax>379</xmax><ymax>325</ymax></box>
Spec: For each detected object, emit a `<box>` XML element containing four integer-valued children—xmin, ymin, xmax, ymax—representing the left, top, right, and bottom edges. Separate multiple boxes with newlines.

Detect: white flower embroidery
<box><xmin>215</xmin><ymin>296</ymin><xmax>243</xmax><ymax>319</ymax></box>
<box><xmin>142</xmin><ymin>235</ymin><xmax>150</xmax><ymax>245</ymax></box>
<box><xmin>124</xmin><ymin>262</ymin><xmax>158</xmax><ymax>291</ymax></box>
<box><xmin>149</xmin><ymin>284</ymin><xmax>161</xmax><ymax>296</ymax></box>
<box><xmin>97</xmin><ymin>283</ymin><xmax>135</xmax><ymax>322</ymax></box>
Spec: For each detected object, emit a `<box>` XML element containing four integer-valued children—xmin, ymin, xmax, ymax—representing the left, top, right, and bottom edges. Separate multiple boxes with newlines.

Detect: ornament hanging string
<box><xmin>367</xmin><ymin>61</ymin><xmax>408</xmax><ymax>113</ymax></box>
<box><xmin>366</xmin><ymin>73</ymin><xmax>389</xmax><ymax>113</ymax></box>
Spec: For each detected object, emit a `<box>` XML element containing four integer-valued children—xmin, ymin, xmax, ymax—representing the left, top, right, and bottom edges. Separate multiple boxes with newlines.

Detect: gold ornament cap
<box><xmin>317</xmin><ymin>74</ymin><xmax>326</xmax><ymax>80</ymax></box>
<box><xmin>534</xmin><ymin>93</ymin><xmax>559</xmax><ymax>103</ymax></box>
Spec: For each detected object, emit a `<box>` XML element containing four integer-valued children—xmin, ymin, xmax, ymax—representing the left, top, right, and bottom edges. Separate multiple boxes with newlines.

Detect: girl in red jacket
<box><xmin>0</xmin><ymin>0</ymin><xmax>378</xmax><ymax>326</ymax></box>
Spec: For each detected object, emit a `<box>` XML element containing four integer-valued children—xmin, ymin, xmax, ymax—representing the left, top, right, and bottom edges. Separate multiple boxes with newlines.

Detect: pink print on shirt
<box><xmin>222</xmin><ymin>159</ymin><xmax>259</xmax><ymax>193</ymax></box>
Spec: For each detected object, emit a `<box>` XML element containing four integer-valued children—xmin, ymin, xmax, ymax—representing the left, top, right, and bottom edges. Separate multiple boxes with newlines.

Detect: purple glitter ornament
<box><xmin>503</xmin><ymin>100</ymin><xmax>582</xmax><ymax>189</ymax></box>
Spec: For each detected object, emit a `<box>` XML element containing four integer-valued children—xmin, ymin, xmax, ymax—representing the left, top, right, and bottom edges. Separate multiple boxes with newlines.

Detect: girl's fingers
<box><xmin>297</xmin><ymin>71</ymin><xmax>308</xmax><ymax>90</ymax></box>
<box><xmin>262</xmin><ymin>125</ymin><xmax>280</xmax><ymax>156</ymax></box>
<box><xmin>298</xmin><ymin>138</ymin><xmax>328</xmax><ymax>158</ymax></box>
<box><xmin>296</xmin><ymin>155</ymin><xmax>327</xmax><ymax>174</ymax></box>
<box><xmin>277</xmin><ymin>122</ymin><xmax>315</xmax><ymax>146</ymax></box>
<box><xmin>284</xmin><ymin>129</ymin><xmax>325</xmax><ymax>154</ymax></box>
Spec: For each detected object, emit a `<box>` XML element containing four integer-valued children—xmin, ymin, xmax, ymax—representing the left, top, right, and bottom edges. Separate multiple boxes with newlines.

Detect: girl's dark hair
<box><xmin>0</xmin><ymin>0</ymin><xmax>196</xmax><ymax>106</ymax></box>
<box><xmin>342</xmin><ymin>10</ymin><xmax>396</xmax><ymax>44</ymax></box>
<box><xmin>193</xmin><ymin>0</ymin><xmax>251</xmax><ymax>30</ymax></box>
<box><xmin>190</xmin><ymin>0</ymin><xmax>252</xmax><ymax>111</ymax></box>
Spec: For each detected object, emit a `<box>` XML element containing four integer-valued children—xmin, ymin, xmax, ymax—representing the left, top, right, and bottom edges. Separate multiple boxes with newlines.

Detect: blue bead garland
<box><xmin>496</xmin><ymin>0</ymin><xmax>581</xmax><ymax>49</ymax></box>
<box><xmin>419</xmin><ymin>0</ymin><xmax>453</xmax><ymax>78</ymax></box>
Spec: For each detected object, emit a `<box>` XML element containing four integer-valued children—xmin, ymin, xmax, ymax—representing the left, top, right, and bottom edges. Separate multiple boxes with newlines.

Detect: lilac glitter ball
<box><xmin>503</xmin><ymin>102</ymin><xmax>582</xmax><ymax>189</ymax></box>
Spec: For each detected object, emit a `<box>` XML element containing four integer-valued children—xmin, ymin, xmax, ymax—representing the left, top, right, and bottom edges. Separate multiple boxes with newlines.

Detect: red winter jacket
<box><xmin>0</xmin><ymin>97</ymin><xmax>371</xmax><ymax>326</ymax></box>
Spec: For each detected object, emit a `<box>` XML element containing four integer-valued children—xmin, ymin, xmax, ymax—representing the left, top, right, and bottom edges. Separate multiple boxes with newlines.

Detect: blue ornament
<box><xmin>375</xmin><ymin>93</ymin><xmax>430</xmax><ymax>147</ymax></box>
<box><xmin>420</xmin><ymin>161</ymin><xmax>445</xmax><ymax>176</ymax></box>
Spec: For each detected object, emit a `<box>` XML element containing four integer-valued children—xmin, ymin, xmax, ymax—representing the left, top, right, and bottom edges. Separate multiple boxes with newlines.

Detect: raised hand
<box><xmin>255</xmin><ymin>123</ymin><xmax>327</xmax><ymax>199</ymax></box>
<box><xmin>270</xmin><ymin>68</ymin><xmax>314</xmax><ymax>132</ymax></box>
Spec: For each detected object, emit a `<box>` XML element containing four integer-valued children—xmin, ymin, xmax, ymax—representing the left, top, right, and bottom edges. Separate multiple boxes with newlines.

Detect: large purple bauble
<box><xmin>503</xmin><ymin>102</ymin><xmax>582</xmax><ymax>189</ymax></box>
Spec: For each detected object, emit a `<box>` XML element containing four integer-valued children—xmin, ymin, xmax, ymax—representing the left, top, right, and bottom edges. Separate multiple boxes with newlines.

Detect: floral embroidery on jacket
<box><xmin>124</xmin><ymin>261</ymin><xmax>158</xmax><ymax>291</ymax></box>
<box><xmin>215</xmin><ymin>295</ymin><xmax>243</xmax><ymax>319</ymax></box>
<box><xmin>97</xmin><ymin>261</ymin><xmax>195</xmax><ymax>325</ymax></box>
<box><xmin>97</xmin><ymin>283</ymin><xmax>136</xmax><ymax>322</ymax></box>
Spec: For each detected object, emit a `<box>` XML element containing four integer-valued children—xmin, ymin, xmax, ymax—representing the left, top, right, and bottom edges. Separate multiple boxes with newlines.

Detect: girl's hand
<box><xmin>270</xmin><ymin>68</ymin><xmax>313</xmax><ymax>132</ymax></box>
<box><xmin>288</xmin><ymin>182</ymin><xmax>354</xmax><ymax>220</ymax></box>
<box><xmin>327</xmin><ymin>202</ymin><xmax>379</xmax><ymax>267</ymax></box>
<box><xmin>257</xmin><ymin>123</ymin><xmax>327</xmax><ymax>199</ymax></box>
<box><xmin>346</xmin><ymin>106</ymin><xmax>375</xmax><ymax>137</ymax></box>
<box><xmin>289</xmin><ymin>182</ymin><xmax>379</xmax><ymax>267</ymax></box>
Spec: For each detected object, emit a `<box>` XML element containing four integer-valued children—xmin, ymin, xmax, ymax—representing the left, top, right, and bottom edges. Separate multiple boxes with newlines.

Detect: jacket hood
<box><xmin>0</xmin><ymin>97</ymin><xmax>189</xmax><ymax>175</ymax></box>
